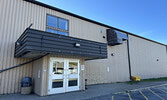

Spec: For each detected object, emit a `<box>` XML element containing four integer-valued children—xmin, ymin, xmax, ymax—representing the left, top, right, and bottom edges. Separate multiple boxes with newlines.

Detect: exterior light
<box><xmin>74</xmin><ymin>43</ymin><xmax>80</xmax><ymax>47</ymax></box>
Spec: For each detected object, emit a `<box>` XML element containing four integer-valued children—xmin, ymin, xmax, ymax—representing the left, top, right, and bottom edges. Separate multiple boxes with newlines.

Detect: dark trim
<box><xmin>24</xmin><ymin>0</ymin><xmax>166</xmax><ymax>46</ymax></box>
<box><xmin>166</xmin><ymin>46</ymin><xmax>167</xmax><ymax>57</ymax></box>
<box><xmin>127</xmin><ymin>34</ymin><xmax>132</xmax><ymax>80</ymax></box>
<box><xmin>15</xmin><ymin>28</ymin><xmax>107</xmax><ymax>59</ymax></box>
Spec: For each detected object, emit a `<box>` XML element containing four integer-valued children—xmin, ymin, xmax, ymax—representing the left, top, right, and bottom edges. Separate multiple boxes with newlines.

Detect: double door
<box><xmin>48</xmin><ymin>58</ymin><xmax>80</xmax><ymax>94</ymax></box>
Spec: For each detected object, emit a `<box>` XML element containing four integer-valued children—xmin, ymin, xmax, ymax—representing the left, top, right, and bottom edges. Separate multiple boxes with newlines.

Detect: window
<box><xmin>52</xmin><ymin>61</ymin><xmax>64</xmax><ymax>74</ymax></box>
<box><xmin>58</xmin><ymin>18</ymin><xmax>68</xmax><ymax>30</ymax></box>
<box><xmin>46</xmin><ymin>14</ymin><xmax>69</xmax><ymax>36</ymax></box>
<box><xmin>46</xmin><ymin>28</ymin><xmax>58</xmax><ymax>34</ymax></box>
<box><xmin>47</xmin><ymin>15</ymin><xmax>57</xmax><ymax>28</ymax></box>
<box><xmin>59</xmin><ymin>31</ymin><xmax>68</xmax><ymax>36</ymax></box>
<box><xmin>69</xmin><ymin>62</ymin><xmax>78</xmax><ymax>74</ymax></box>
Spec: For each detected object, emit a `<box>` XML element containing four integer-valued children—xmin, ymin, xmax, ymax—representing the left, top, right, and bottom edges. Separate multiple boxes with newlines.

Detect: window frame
<box><xmin>46</xmin><ymin>14</ymin><xmax>69</xmax><ymax>35</ymax></box>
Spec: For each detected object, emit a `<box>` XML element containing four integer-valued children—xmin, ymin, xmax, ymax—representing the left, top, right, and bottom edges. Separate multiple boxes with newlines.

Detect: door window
<box><xmin>49</xmin><ymin>59</ymin><xmax>80</xmax><ymax>94</ymax></box>
<box><xmin>68</xmin><ymin>78</ymin><xmax>78</xmax><ymax>87</ymax></box>
<box><xmin>69</xmin><ymin>62</ymin><xmax>78</xmax><ymax>74</ymax></box>
<box><xmin>53</xmin><ymin>61</ymin><xmax>64</xmax><ymax>74</ymax></box>
<box><xmin>52</xmin><ymin>79</ymin><xmax>63</xmax><ymax>88</ymax></box>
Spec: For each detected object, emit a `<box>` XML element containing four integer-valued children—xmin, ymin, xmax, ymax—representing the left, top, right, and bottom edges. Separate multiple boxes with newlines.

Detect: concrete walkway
<box><xmin>0</xmin><ymin>81</ymin><xmax>167</xmax><ymax>100</ymax></box>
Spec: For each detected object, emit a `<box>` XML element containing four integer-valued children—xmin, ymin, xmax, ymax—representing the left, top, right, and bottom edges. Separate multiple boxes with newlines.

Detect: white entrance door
<box><xmin>66</xmin><ymin>59</ymin><xmax>80</xmax><ymax>92</ymax></box>
<box><xmin>48</xmin><ymin>58</ymin><xmax>80</xmax><ymax>94</ymax></box>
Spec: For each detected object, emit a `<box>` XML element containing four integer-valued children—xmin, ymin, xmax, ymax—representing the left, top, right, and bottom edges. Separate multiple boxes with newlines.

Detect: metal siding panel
<box><xmin>129</xmin><ymin>35</ymin><xmax>167</xmax><ymax>79</ymax></box>
<box><xmin>42</xmin><ymin>56</ymin><xmax>49</xmax><ymax>96</ymax></box>
<box><xmin>0</xmin><ymin>0</ymin><xmax>34</xmax><ymax>94</ymax></box>
<box><xmin>13</xmin><ymin>1</ymin><xmax>21</xmax><ymax>93</ymax></box>
<box><xmin>1</xmin><ymin>0</ymin><xmax>10</xmax><ymax>94</ymax></box>
<box><xmin>7</xmin><ymin>0</ymin><xmax>16</xmax><ymax>93</ymax></box>
<box><xmin>24</xmin><ymin>2</ymin><xmax>30</xmax><ymax>78</ymax></box>
<box><xmin>17</xmin><ymin>0</ymin><xmax>24</xmax><ymax>94</ymax></box>
<box><xmin>22</xmin><ymin>2</ymin><xmax>27</xmax><ymax>91</ymax></box>
<box><xmin>0</xmin><ymin>0</ymin><xmax>114</xmax><ymax>94</ymax></box>
<box><xmin>2</xmin><ymin>0</ymin><xmax>166</xmax><ymax>95</ymax></box>
<box><xmin>70</xmin><ymin>18</ymin><xmax>107</xmax><ymax>43</ymax></box>
<box><xmin>32</xmin><ymin>58</ymin><xmax>43</xmax><ymax>95</ymax></box>
<box><xmin>85</xmin><ymin>41</ymin><xmax>130</xmax><ymax>85</ymax></box>
<box><xmin>0</xmin><ymin>0</ymin><xmax>108</xmax><ymax>93</ymax></box>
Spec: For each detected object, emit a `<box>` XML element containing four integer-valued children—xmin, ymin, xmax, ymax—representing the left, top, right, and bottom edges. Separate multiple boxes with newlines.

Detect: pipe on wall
<box><xmin>127</xmin><ymin>34</ymin><xmax>132</xmax><ymax>80</ymax></box>
<box><xmin>0</xmin><ymin>54</ymin><xmax>49</xmax><ymax>73</ymax></box>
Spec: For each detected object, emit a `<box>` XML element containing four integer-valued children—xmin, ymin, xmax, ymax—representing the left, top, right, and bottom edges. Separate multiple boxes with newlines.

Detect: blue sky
<box><xmin>37</xmin><ymin>0</ymin><xmax>167</xmax><ymax>44</ymax></box>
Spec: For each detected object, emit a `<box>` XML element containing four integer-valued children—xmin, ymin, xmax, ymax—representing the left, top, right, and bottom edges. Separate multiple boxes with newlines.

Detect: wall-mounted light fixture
<box><xmin>74</xmin><ymin>43</ymin><xmax>80</xmax><ymax>47</ymax></box>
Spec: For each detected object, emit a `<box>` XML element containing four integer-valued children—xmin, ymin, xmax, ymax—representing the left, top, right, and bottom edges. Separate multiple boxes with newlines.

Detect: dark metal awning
<box><xmin>14</xmin><ymin>28</ymin><xmax>107</xmax><ymax>59</ymax></box>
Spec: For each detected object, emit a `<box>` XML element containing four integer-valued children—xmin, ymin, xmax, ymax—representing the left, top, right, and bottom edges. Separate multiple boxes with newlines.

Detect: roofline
<box><xmin>24</xmin><ymin>0</ymin><xmax>166</xmax><ymax>46</ymax></box>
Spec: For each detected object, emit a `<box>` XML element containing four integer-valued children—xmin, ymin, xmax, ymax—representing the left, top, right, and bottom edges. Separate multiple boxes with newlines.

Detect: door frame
<box><xmin>66</xmin><ymin>59</ymin><xmax>80</xmax><ymax>92</ymax></box>
<box><xmin>48</xmin><ymin>58</ymin><xmax>80</xmax><ymax>95</ymax></box>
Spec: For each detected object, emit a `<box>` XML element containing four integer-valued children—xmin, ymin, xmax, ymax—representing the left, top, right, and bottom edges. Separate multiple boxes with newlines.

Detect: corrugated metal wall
<box><xmin>0</xmin><ymin>0</ymin><xmax>34</xmax><ymax>94</ymax></box>
<box><xmin>85</xmin><ymin>41</ymin><xmax>130</xmax><ymax>85</ymax></box>
<box><xmin>85</xmin><ymin>34</ymin><xmax>167</xmax><ymax>85</ymax></box>
<box><xmin>0</xmin><ymin>0</ymin><xmax>108</xmax><ymax>94</ymax></box>
<box><xmin>32</xmin><ymin>58</ymin><xmax>43</xmax><ymax>96</ymax></box>
<box><xmin>129</xmin><ymin>35</ymin><xmax>167</xmax><ymax>79</ymax></box>
<box><xmin>0</xmin><ymin>0</ymin><xmax>167</xmax><ymax>95</ymax></box>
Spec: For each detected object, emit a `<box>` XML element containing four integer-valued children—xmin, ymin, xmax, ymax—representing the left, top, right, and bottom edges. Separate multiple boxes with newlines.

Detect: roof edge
<box><xmin>24</xmin><ymin>0</ymin><xmax>166</xmax><ymax>46</ymax></box>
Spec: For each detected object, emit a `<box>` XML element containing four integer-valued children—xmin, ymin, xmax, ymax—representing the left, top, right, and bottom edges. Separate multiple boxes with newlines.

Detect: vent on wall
<box><xmin>107</xmin><ymin>29</ymin><xmax>128</xmax><ymax>46</ymax></box>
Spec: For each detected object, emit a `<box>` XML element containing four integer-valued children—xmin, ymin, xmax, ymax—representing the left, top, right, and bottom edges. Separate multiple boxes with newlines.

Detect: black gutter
<box><xmin>166</xmin><ymin>46</ymin><xmax>167</xmax><ymax>58</ymax></box>
<box><xmin>0</xmin><ymin>53</ymin><xmax>49</xmax><ymax>73</ymax></box>
<box><xmin>24</xmin><ymin>0</ymin><xmax>167</xmax><ymax>46</ymax></box>
<box><xmin>127</xmin><ymin>34</ymin><xmax>132</xmax><ymax>80</ymax></box>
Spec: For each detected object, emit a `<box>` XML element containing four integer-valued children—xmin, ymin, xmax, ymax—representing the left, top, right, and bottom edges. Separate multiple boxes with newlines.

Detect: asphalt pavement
<box><xmin>1</xmin><ymin>80</ymin><xmax>167</xmax><ymax>100</ymax></box>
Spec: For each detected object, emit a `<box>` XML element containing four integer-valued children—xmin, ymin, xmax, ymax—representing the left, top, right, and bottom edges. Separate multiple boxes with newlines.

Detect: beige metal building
<box><xmin>0</xmin><ymin>0</ymin><xmax>167</xmax><ymax>96</ymax></box>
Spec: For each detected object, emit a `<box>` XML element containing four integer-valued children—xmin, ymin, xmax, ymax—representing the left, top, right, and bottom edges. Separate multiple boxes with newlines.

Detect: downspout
<box><xmin>166</xmin><ymin>45</ymin><xmax>167</xmax><ymax>56</ymax></box>
<box><xmin>166</xmin><ymin>45</ymin><xmax>167</xmax><ymax>64</ymax></box>
<box><xmin>127</xmin><ymin>34</ymin><xmax>132</xmax><ymax>80</ymax></box>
